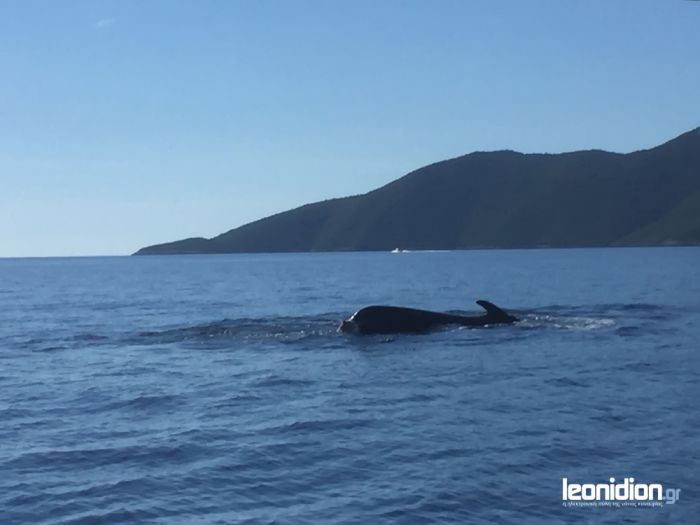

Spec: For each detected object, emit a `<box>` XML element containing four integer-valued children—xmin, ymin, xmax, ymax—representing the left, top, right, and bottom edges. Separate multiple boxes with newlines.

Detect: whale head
<box><xmin>339</xmin><ymin>319</ymin><xmax>358</xmax><ymax>333</ymax></box>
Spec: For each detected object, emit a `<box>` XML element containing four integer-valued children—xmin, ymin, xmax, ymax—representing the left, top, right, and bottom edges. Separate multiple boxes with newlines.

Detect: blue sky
<box><xmin>1</xmin><ymin>0</ymin><xmax>698</xmax><ymax>256</ymax></box>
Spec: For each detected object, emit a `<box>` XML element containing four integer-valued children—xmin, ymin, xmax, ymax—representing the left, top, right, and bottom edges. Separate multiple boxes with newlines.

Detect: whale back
<box><xmin>340</xmin><ymin>300</ymin><xmax>517</xmax><ymax>334</ymax></box>
<box><xmin>349</xmin><ymin>306</ymin><xmax>453</xmax><ymax>334</ymax></box>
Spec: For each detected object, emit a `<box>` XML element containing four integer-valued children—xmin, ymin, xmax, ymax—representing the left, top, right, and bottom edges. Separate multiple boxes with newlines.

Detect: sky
<box><xmin>1</xmin><ymin>0</ymin><xmax>699</xmax><ymax>257</ymax></box>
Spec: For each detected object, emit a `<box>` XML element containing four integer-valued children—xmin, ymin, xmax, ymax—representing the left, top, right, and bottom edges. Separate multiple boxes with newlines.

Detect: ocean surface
<box><xmin>1</xmin><ymin>248</ymin><xmax>699</xmax><ymax>524</ymax></box>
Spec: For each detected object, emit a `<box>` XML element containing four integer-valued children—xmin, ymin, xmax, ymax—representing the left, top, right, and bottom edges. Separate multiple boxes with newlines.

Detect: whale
<box><xmin>339</xmin><ymin>300</ymin><xmax>517</xmax><ymax>335</ymax></box>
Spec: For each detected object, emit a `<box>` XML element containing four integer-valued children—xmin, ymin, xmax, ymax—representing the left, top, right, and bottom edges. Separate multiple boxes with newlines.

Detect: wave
<box><xmin>517</xmin><ymin>314</ymin><xmax>616</xmax><ymax>331</ymax></box>
<box><xmin>131</xmin><ymin>315</ymin><xmax>342</xmax><ymax>348</ymax></box>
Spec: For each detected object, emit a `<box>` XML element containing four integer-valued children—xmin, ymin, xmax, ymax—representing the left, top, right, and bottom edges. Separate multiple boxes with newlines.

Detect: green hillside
<box><xmin>135</xmin><ymin>128</ymin><xmax>700</xmax><ymax>255</ymax></box>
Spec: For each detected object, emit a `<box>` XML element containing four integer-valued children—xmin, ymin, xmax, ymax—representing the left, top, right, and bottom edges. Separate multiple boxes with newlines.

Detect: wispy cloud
<box><xmin>94</xmin><ymin>18</ymin><xmax>115</xmax><ymax>30</ymax></box>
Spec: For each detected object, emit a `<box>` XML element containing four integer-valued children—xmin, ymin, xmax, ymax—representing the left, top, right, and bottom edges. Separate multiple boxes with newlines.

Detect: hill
<box><xmin>135</xmin><ymin>128</ymin><xmax>700</xmax><ymax>254</ymax></box>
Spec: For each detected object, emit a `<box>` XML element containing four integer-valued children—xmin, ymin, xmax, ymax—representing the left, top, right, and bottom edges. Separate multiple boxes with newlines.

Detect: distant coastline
<box><xmin>135</xmin><ymin>128</ymin><xmax>700</xmax><ymax>255</ymax></box>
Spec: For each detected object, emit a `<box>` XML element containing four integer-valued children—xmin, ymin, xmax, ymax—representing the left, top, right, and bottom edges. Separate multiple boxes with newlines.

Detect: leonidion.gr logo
<box><xmin>562</xmin><ymin>477</ymin><xmax>681</xmax><ymax>508</ymax></box>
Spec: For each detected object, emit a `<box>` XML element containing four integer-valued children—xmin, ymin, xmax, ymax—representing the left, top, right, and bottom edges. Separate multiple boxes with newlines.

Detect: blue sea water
<box><xmin>1</xmin><ymin>248</ymin><xmax>699</xmax><ymax>524</ymax></box>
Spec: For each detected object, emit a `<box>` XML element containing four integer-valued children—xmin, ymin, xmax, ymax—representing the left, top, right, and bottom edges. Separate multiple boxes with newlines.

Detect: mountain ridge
<box><xmin>135</xmin><ymin>128</ymin><xmax>700</xmax><ymax>255</ymax></box>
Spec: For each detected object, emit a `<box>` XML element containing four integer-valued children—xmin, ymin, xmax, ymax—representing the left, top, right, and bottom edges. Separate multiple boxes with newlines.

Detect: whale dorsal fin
<box><xmin>476</xmin><ymin>300</ymin><xmax>509</xmax><ymax>319</ymax></box>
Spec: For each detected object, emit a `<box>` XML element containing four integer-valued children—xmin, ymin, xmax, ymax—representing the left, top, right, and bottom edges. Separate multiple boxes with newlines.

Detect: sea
<box><xmin>1</xmin><ymin>248</ymin><xmax>698</xmax><ymax>524</ymax></box>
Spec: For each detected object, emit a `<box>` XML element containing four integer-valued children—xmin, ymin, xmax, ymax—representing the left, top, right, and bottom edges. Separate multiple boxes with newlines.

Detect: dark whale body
<box><xmin>339</xmin><ymin>300</ymin><xmax>517</xmax><ymax>335</ymax></box>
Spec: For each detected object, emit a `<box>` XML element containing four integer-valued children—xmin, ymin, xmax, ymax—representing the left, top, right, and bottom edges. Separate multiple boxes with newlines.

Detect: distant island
<box><xmin>135</xmin><ymin>128</ymin><xmax>700</xmax><ymax>255</ymax></box>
